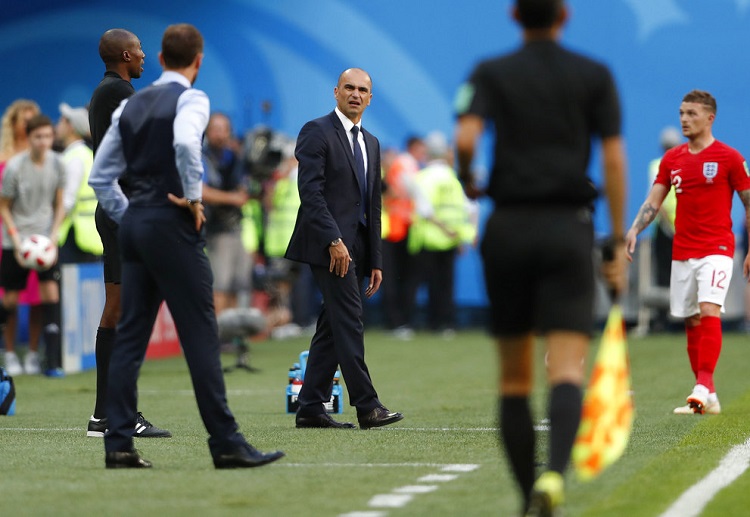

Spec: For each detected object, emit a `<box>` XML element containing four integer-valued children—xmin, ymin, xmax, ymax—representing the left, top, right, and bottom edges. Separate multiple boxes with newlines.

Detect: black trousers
<box><xmin>297</xmin><ymin>225</ymin><xmax>381</xmax><ymax>416</ymax></box>
<box><xmin>407</xmin><ymin>248</ymin><xmax>457</xmax><ymax>331</ymax></box>
<box><xmin>104</xmin><ymin>206</ymin><xmax>246</xmax><ymax>456</ymax></box>
<box><xmin>380</xmin><ymin>238</ymin><xmax>413</xmax><ymax>328</ymax></box>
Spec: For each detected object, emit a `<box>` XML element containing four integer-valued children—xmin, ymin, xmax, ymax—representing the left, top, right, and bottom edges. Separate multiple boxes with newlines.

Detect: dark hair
<box><xmin>405</xmin><ymin>136</ymin><xmax>423</xmax><ymax>149</ymax></box>
<box><xmin>682</xmin><ymin>90</ymin><xmax>717</xmax><ymax>114</ymax></box>
<box><xmin>161</xmin><ymin>23</ymin><xmax>203</xmax><ymax>69</ymax></box>
<box><xmin>516</xmin><ymin>0</ymin><xmax>563</xmax><ymax>29</ymax></box>
<box><xmin>25</xmin><ymin>114</ymin><xmax>53</xmax><ymax>136</ymax></box>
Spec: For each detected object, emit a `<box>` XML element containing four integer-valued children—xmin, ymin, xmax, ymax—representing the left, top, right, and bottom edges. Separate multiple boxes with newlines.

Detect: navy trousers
<box><xmin>297</xmin><ymin>225</ymin><xmax>381</xmax><ymax>416</ymax></box>
<box><xmin>104</xmin><ymin>205</ymin><xmax>246</xmax><ymax>456</ymax></box>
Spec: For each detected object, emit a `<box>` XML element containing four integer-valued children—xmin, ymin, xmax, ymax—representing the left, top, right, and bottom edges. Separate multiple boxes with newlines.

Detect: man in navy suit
<box><xmin>285</xmin><ymin>68</ymin><xmax>403</xmax><ymax>430</ymax></box>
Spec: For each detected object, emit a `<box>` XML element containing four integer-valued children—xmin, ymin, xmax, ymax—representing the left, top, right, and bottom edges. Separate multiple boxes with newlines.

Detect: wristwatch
<box><xmin>186</xmin><ymin>198</ymin><xmax>202</xmax><ymax>206</ymax></box>
<box><xmin>330</xmin><ymin>238</ymin><xmax>342</xmax><ymax>247</ymax></box>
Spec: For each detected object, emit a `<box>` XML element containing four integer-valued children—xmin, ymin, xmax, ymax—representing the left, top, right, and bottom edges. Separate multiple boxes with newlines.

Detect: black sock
<box><xmin>499</xmin><ymin>396</ymin><xmax>535</xmax><ymax>510</ymax></box>
<box><xmin>93</xmin><ymin>327</ymin><xmax>115</xmax><ymax>419</ymax></box>
<box><xmin>41</xmin><ymin>302</ymin><xmax>61</xmax><ymax>370</ymax></box>
<box><xmin>548</xmin><ymin>382</ymin><xmax>582</xmax><ymax>474</ymax></box>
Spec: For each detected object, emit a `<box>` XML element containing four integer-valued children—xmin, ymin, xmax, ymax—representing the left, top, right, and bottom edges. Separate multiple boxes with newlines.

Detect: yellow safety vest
<box><xmin>59</xmin><ymin>142</ymin><xmax>103</xmax><ymax>255</ymax></box>
<box><xmin>241</xmin><ymin>199</ymin><xmax>261</xmax><ymax>253</ymax></box>
<box><xmin>649</xmin><ymin>157</ymin><xmax>676</xmax><ymax>236</ymax></box>
<box><xmin>264</xmin><ymin>176</ymin><xmax>301</xmax><ymax>258</ymax></box>
<box><xmin>408</xmin><ymin>162</ymin><xmax>476</xmax><ymax>253</ymax></box>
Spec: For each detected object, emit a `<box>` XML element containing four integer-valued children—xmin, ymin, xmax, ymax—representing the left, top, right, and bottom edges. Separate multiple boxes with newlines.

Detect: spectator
<box><xmin>380</xmin><ymin>136</ymin><xmax>426</xmax><ymax>339</ymax></box>
<box><xmin>0</xmin><ymin>99</ymin><xmax>46</xmax><ymax>376</ymax></box>
<box><xmin>407</xmin><ymin>131</ymin><xmax>476</xmax><ymax>337</ymax></box>
<box><xmin>647</xmin><ymin>126</ymin><xmax>681</xmax><ymax>331</ymax></box>
<box><xmin>56</xmin><ymin>103</ymin><xmax>102</xmax><ymax>264</ymax></box>
<box><xmin>0</xmin><ymin>114</ymin><xmax>67</xmax><ymax>377</ymax></box>
<box><xmin>202</xmin><ymin>112</ymin><xmax>252</xmax><ymax>315</ymax></box>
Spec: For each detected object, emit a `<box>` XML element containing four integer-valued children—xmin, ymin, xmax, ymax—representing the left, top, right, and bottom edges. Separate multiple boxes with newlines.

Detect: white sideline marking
<box><xmin>282</xmin><ymin>462</ymin><xmax>480</xmax><ymax>468</ymax></box>
<box><xmin>0</xmin><ymin>428</ymin><xmax>80</xmax><ymax>432</ymax></box>
<box><xmin>442</xmin><ymin>464</ymin><xmax>480</xmax><ymax>472</ymax></box>
<box><xmin>368</xmin><ymin>494</ymin><xmax>413</xmax><ymax>508</ymax></box>
<box><xmin>659</xmin><ymin>437</ymin><xmax>750</xmax><ymax>517</ymax></box>
<box><xmin>393</xmin><ymin>485</ymin><xmax>438</xmax><ymax>494</ymax></box>
<box><xmin>339</xmin><ymin>464</ymin><xmax>479</xmax><ymax>517</ymax></box>
<box><xmin>418</xmin><ymin>473</ymin><xmax>458</xmax><ymax>482</ymax></box>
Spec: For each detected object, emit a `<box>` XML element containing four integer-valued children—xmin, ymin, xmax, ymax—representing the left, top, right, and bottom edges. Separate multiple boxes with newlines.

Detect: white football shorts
<box><xmin>669</xmin><ymin>255</ymin><xmax>734</xmax><ymax>318</ymax></box>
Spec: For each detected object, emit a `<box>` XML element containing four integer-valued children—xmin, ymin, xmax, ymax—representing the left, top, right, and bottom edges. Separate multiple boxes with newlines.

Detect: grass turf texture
<box><xmin>2</xmin><ymin>330</ymin><xmax>749</xmax><ymax>516</ymax></box>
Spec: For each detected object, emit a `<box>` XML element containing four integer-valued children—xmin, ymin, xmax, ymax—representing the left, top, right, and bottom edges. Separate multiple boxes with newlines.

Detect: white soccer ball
<box><xmin>19</xmin><ymin>234</ymin><xmax>57</xmax><ymax>271</ymax></box>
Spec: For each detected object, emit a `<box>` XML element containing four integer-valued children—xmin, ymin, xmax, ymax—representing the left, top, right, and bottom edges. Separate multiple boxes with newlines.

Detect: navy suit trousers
<box><xmin>297</xmin><ymin>225</ymin><xmax>381</xmax><ymax>416</ymax></box>
<box><xmin>104</xmin><ymin>205</ymin><xmax>246</xmax><ymax>456</ymax></box>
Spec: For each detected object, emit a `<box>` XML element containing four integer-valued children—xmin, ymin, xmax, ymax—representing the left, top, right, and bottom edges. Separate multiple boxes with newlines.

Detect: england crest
<box><xmin>703</xmin><ymin>162</ymin><xmax>718</xmax><ymax>182</ymax></box>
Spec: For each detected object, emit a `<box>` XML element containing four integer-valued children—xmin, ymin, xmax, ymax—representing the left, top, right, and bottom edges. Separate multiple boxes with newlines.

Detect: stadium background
<box><xmin>2</xmin><ymin>0</ymin><xmax>750</xmax><ymax>314</ymax></box>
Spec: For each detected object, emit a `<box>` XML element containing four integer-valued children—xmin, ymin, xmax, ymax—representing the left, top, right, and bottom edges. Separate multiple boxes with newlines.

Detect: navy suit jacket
<box><xmin>285</xmin><ymin>111</ymin><xmax>382</xmax><ymax>270</ymax></box>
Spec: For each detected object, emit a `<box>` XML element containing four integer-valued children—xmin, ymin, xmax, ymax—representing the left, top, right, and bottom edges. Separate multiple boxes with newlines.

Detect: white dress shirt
<box><xmin>89</xmin><ymin>71</ymin><xmax>210</xmax><ymax>223</ymax></box>
<box><xmin>334</xmin><ymin>106</ymin><xmax>368</xmax><ymax>176</ymax></box>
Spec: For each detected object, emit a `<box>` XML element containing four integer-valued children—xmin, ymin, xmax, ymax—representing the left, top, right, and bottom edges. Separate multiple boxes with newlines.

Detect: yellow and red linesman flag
<box><xmin>572</xmin><ymin>304</ymin><xmax>634</xmax><ymax>481</ymax></box>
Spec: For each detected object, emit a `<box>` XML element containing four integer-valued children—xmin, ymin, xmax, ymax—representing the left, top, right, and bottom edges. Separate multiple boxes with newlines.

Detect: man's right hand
<box><xmin>329</xmin><ymin>240</ymin><xmax>352</xmax><ymax>277</ymax></box>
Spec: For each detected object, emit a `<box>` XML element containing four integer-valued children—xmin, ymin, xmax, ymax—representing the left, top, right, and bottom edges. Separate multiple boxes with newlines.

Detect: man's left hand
<box><xmin>365</xmin><ymin>269</ymin><xmax>382</xmax><ymax>298</ymax></box>
<box><xmin>168</xmin><ymin>193</ymin><xmax>206</xmax><ymax>231</ymax></box>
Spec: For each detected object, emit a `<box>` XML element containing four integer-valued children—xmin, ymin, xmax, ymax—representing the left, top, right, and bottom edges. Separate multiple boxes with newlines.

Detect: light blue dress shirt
<box><xmin>88</xmin><ymin>71</ymin><xmax>210</xmax><ymax>223</ymax></box>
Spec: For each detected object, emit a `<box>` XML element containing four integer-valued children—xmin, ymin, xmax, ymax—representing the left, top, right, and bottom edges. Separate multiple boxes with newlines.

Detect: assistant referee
<box><xmin>454</xmin><ymin>0</ymin><xmax>627</xmax><ymax>515</ymax></box>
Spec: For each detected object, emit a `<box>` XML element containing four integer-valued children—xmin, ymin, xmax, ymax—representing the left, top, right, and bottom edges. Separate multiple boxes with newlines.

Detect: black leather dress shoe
<box><xmin>358</xmin><ymin>406</ymin><xmax>404</xmax><ymax>429</ymax></box>
<box><xmin>213</xmin><ymin>443</ymin><xmax>285</xmax><ymax>469</ymax></box>
<box><xmin>105</xmin><ymin>450</ymin><xmax>153</xmax><ymax>469</ymax></box>
<box><xmin>295</xmin><ymin>413</ymin><xmax>356</xmax><ymax>429</ymax></box>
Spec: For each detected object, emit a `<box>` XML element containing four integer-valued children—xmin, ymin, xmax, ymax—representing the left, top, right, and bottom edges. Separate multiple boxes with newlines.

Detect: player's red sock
<box><xmin>696</xmin><ymin>316</ymin><xmax>722</xmax><ymax>392</ymax></box>
<box><xmin>685</xmin><ymin>322</ymin><xmax>701</xmax><ymax>380</ymax></box>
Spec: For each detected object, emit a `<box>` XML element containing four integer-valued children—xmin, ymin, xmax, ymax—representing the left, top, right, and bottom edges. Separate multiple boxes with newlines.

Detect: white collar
<box><xmin>153</xmin><ymin>70</ymin><xmax>192</xmax><ymax>89</ymax></box>
<box><xmin>335</xmin><ymin>107</ymin><xmax>361</xmax><ymax>134</ymax></box>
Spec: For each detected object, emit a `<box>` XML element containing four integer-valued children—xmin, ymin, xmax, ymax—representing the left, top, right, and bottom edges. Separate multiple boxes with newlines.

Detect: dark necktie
<box><xmin>351</xmin><ymin>126</ymin><xmax>368</xmax><ymax>226</ymax></box>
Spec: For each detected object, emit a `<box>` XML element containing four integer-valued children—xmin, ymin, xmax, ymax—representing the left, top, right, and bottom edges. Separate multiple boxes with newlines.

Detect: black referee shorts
<box><xmin>480</xmin><ymin>206</ymin><xmax>595</xmax><ymax>336</ymax></box>
<box><xmin>95</xmin><ymin>203</ymin><xmax>122</xmax><ymax>284</ymax></box>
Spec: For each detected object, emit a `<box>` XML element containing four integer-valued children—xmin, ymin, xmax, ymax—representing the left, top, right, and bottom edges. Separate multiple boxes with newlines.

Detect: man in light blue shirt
<box><xmin>89</xmin><ymin>23</ymin><xmax>284</xmax><ymax>470</ymax></box>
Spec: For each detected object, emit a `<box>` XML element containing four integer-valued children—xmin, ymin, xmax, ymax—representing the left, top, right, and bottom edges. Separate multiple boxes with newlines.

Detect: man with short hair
<box><xmin>0</xmin><ymin>114</ymin><xmax>67</xmax><ymax>377</ymax></box>
<box><xmin>86</xmin><ymin>28</ymin><xmax>170</xmax><ymax>439</ymax></box>
<box><xmin>455</xmin><ymin>0</ymin><xmax>627</xmax><ymax>514</ymax></box>
<box><xmin>626</xmin><ymin>90</ymin><xmax>750</xmax><ymax>416</ymax></box>
<box><xmin>90</xmin><ymin>23</ymin><xmax>284</xmax><ymax>469</ymax></box>
<box><xmin>285</xmin><ymin>68</ymin><xmax>403</xmax><ymax>430</ymax></box>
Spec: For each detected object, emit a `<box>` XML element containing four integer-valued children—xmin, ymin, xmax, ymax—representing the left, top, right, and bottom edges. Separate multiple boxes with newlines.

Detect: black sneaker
<box><xmin>87</xmin><ymin>416</ymin><xmax>108</xmax><ymax>438</ymax></box>
<box><xmin>134</xmin><ymin>412</ymin><xmax>172</xmax><ymax>438</ymax></box>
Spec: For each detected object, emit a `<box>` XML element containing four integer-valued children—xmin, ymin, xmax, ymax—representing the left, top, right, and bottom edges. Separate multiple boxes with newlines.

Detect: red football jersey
<box><xmin>655</xmin><ymin>140</ymin><xmax>750</xmax><ymax>260</ymax></box>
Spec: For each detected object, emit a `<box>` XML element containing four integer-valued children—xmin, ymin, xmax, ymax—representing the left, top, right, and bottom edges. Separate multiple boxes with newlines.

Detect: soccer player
<box><xmin>626</xmin><ymin>90</ymin><xmax>750</xmax><ymax>415</ymax></box>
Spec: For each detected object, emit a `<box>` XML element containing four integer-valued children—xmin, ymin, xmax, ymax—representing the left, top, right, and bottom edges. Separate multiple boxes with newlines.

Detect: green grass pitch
<box><xmin>2</xmin><ymin>329</ymin><xmax>749</xmax><ymax>516</ymax></box>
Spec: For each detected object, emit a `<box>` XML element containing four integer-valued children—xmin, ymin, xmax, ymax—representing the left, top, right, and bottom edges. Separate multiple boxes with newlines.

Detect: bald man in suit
<box><xmin>285</xmin><ymin>68</ymin><xmax>403</xmax><ymax>430</ymax></box>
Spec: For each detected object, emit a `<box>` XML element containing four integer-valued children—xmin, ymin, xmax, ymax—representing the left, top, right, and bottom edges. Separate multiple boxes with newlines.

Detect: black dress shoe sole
<box><xmin>295</xmin><ymin>416</ymin><xmax>356</xmax><ymax>429</ymax></box>
<box><xmin>105</xmin><ymin>461</ymin><xmax>153</xmax><ymax>469</ymax></box>
<box><xmin>359</xmin><ymin>413</ymin><xmax>404</xmax><ymax>430</ymax></box>
<box><xmin>214</xmin><ymin>451</ymin><xmax>285</xmax><ymax>469</ymax></box>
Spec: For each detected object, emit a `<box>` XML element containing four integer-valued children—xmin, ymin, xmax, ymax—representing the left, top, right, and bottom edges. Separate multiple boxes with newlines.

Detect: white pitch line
<box><xmin>340</xmin><ymin>464</ymin><xmax>480</xmax><ymax>517</ymax></box>
<box><xmin>659</xmin><ymin>437</ymin><xmax>750</xmax><ymax>517</ymax></box>
<box><xmin>0</xmin><ymin>428</ymin><xmax>81</xmax><ymax>432</ymax></box>
<box><xmin>418</xmin><ymin>473</ymin><xmax>459</xmax><ymax>482</ymax></box>
<box><xmin>442</xmin><ymin>464</ymin><xmax>480</xmax><ymax>472</ymax></box>
<box><xmin>368</xmin><ymin>494</ymin><xmax>414</xmax><ymax>508</ymax></box>
<box><xmin>393</xmin><ymin>485</ymin><xmax>438</xmax><ymax>494</ymax></box>
<box><xmin>281</xmin><ymin>462</ymin><xmax>482</xmax><ymax>468</ymax></box>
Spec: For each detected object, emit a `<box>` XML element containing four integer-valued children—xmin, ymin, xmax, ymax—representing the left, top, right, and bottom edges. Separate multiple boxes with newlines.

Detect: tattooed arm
<box><xmin>624</xmin><ymin>184</ymin><xmax>669</xmax><ymax>262</ymax></box>
<box><xmin>738</xmin><ymin>189</ymin><xmax>750</xmax><ymax>278</ymax></box>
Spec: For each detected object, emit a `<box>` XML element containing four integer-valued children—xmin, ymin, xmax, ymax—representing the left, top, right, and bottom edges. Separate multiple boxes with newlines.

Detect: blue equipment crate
<box><xmin>286</xmin><ymin>350</ymin><xmax>343</xmax><ymax>414</ymax></box>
